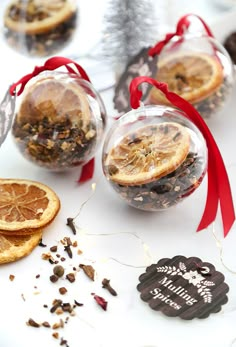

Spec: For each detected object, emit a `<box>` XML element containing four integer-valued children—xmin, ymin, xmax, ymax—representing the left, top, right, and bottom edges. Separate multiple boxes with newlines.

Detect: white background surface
<box><xmin>1</xmin><ymin>2</ymin><xmax>236</xmax><ymax>347</ymax></box>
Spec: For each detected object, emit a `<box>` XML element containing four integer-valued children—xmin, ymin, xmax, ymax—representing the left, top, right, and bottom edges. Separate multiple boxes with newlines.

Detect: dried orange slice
<box><xmin>16</xmin><ymin>77</ymin><xmax>91</xmax><ymax>132</ymax></box>
<box><xmin>0</xmin><ymin>231</ymin><xmax>42</xmax><ymax>264</ymax></box>
<box><xmin>105</xmin><ymin>122</ymin><xmax>190</xmax><ymax>185</ymax></box>
<box><xmin>4</xmin><ymin>0</ymin><xmax>76</xmax><ymax>35</ymax></box>
<box><xmin>150</xmin><ymin>53</ymin><xmax>223</xmax><ymax>105</ymax></box>
<box><xmin>0</xmin><ymin>179</ymin><xmax>60</xmax><ymax>235</ymax></box>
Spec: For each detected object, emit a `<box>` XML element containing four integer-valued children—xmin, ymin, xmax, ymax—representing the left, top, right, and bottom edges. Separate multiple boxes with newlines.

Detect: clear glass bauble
<box><xmin>102</xmin><ymin>105</ymin><xmax>207</xmax><ymax>211</ymax></box>
<box><xmin>149</xmin><ymin>33</ymin><xmax>235</xmax><ymax>119</ymax></box>
<box><xmin>3</xmin><ymin>0</ymin><xmax>78</xmax><ymax>57</ymax></box>
<box><xmin>12</xmin><ymin>71</ymin><xmax>107</xmax><ymax>171</ymax></box>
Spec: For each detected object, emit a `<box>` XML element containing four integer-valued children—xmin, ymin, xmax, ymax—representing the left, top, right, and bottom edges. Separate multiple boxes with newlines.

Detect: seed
<box><xmin>59</xmin><ymin>287</ymin><xmax>67</xmax><ymax>295</ymax></box>
<box><xmin>50</xmin><ymin>274</ymin><xmax>59</xmax><ymax>283</ymax></box>
<box><xmin>53</xmin><ymin>265</ymin><xmax>65</xmax><ymax>278</ymax></box>
<box><xmin>27</xmin><ymin>318</ymin><xmax>40</xmax><ymax>328</ymax></box>
<box><xmin>42</xmin><ymin>321</ymin><xmax>50</xmax><ymax>328</ymax></box>
<box><xmin>50</xmin><ymin>245</ymin><xmax>58</xmax><ymax>252</ymax></box>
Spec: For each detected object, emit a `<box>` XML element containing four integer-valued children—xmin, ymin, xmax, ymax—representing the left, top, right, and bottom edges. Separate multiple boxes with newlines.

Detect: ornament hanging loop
<box><xmin>148</xmin><ymin>13</ymin><xmax>215</xmax><ymax>57</ymax></box>
<box><xmin>9</xmin><ymin>56</ymin><xmax>91</xmax><ymax>97</ymax></box>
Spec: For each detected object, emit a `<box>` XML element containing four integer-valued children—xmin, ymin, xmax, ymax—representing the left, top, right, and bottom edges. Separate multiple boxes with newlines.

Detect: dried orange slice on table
<box><xmin>105</xmin><ymin>122</ymin><xmax>190</xmax><ymax>185</ymax></box>
<box><xmin>149</xmin><ymin>53</ymin><xmax>223</xmax><ymax>105</ymax></box>
<box><xmin>0</xmin><ymin>178</ymin><xmax>60</xmax><ymax>235</ymax></box>
<box><xmin>0</xmin><ymin>231</ymin><xmax>43</xmax><ymax>264</ymax></box>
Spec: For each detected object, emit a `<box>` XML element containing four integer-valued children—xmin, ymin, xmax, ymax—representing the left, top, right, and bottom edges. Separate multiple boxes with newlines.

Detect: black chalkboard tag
<box><xmin>137</xmin><ymin>255</ymin><xmax>229</xmax><ymax>320</ymax></box>
<box><xmin>113</xmin><ymin>47</ymin><xmax>158</xmax><ymax>115</ymax></box>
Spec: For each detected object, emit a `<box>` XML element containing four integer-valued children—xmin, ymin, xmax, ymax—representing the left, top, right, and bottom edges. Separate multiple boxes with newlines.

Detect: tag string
<box><xmin>129</xmin><ymin>76</ymin><xmax>235</xmax><ymax>237</ymax></box>
<box><xmin>148</xmin><ymin>13</ymin><xmax>214</xmax><ymax>57</ymax></box>
<box><xmin>9</xmin><ymin>56</ymin><xmax>91</xmax><ymax>96</ymax></box>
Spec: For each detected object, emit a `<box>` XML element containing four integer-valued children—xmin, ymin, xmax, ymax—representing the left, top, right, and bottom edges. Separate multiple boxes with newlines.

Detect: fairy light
<box><xmin>70</xmin><ymin>182</ymin><xmax>154</xmax><ymax>269</ymax></box>
<box><xmin>210</xmin><ymin>223</ymin><xmax>236</xmax><ymax>275</ymax></box>
<box><xmin>73</xmin><ymin>182</ymin><xmax>97</xmax><ymax>221</ymax></box>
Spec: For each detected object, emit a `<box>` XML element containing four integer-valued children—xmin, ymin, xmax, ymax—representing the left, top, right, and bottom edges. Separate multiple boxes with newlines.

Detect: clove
<box><xmin>102</xmin><ymin>278</ymin><xmax>117</xmax><ymax>296</ymax></box>
<box><xmin>66</xmin><ymin>217</ymin><xmax>77</xmax><ymax>235</ymax></box>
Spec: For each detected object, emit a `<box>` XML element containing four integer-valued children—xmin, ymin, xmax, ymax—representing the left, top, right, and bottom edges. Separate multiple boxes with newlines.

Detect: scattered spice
<box><xmin>36</xmin><ymin>274</ymin><xmax>40</xmax><ymax>279</ymax></box>
<box><xmin>50</xmin><ymin>274</ymin><xmax>59</xmax><ymax>283</ymax></box>
<box><xmin>42</xmin><ymin>321</ymin><xmax>51</xmax><ymax>328</ymax></box>
<box><xmin>77</xmin><ymin>249</ymin><xmax>83</xmax><ymax>255</ymax></box>
<box><xmin>50</xmin><ymin>299</ymin><xmax>63</xmax><ymax>313</ymax></box>
<box><xmin>53</xmin><ymin>265</ymin><xmax>65</xmax><ymax>278</ymax></box>
<box><xmin>50</xmin><ymin>245</ymin><xmax>58</xmax><ymax>252</ymax></box>
<box><xmin>66</xmin><ymin>217</ymin><xmax>77</xmax><ymax>235</ymax></box>
<box><xmin>9</xmin><ymin>274</ymin><xmax>15</xmax><ymax>281</ymax></box>
<box><xmin>38</xmin><ymin>239</ymin><xmax>47</xmax><ymax>247</ymax></box>
<box><xmin>52</xmin><ymin>332</ymin><xmax>59</xmax><ymax>339</ymax></box>
<box><xmin>63</xmin><ymin>237</ymin><xmax>73</xmax><ymax>258</ymax></box>
<box><xmin>62</xmin><ymin>303</ymin><xmax>74</xmax><ymax>313</ymax></box>
<box><xmin>72</xmin><ymin>241</ymin><xmax>78</xmax><ymax>247</ymax></box>
<box><xmin>74</xmin><ymin>300</ymin><xmax>83</xmax><ymax>307</ymax></box>
<box><xmin>79</xmin><ymin>264</ymin><xmax>95</xmax><ymax>281</ymax></box>
<box><xmin>27</xmin><ymin>318</ymin><xmax>40</xmax><ymax>328</ymax></box>
<box><xmin>59</xmin><ymin>287</ymin><xmax>67</xmax><ymax>295</ymax></box>
<box><xmin>42</xmin><ymin>253</ymin><xmax>56</xmax><ymax>264</ymax></box>
<box><xmin>43</xmin><ymin>304</ymin><xmax>48</xmax><ymax>308</ymax></box>
<box><xmin>52</xmin><ymin>319</ymin><xmax>64</xmax><ymax>329</ymax></box>
<box><xmin>55</xmin><ymin>307</ymin><xmax>64</xmax><ymax>315</ymax></box>
<box><xmin>66</xmin><ymin>273</ymin><xmax>75</xmax><ymax>283</ymax></box>
<box><xmin>102</xmin><ymin>278</ymin><xmax>117</xmax><ymax>296</ymax></box>
<box><xmin>93</xmin><ymin>294</ymin><xmax>108</xmax><ymax>311</ymax></box>
<box><xmin>21</xmin><ymin>293</ymin><xmax>26</xmax><ymax>301</ymax></box>
<box><xmin>61</xmin><ymin>257</ymin><xmax>66</xmax><ymax>262</ymax></box>
<box><xmin>60</xmin><ymin>337</ymin><xmax>69</xmax><ymax>346</ymax></box>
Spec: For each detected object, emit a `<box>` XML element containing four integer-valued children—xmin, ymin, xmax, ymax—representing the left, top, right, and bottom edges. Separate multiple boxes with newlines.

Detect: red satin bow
<box><xmin>148</xmin><ymin>13</ymin><xmax>214</xmax><ymax>57</ymax></box>
<box><xmin>130</xmin><ymin>76</ymin><xmax>235</xmax><ymax>237</ymax></box>
<box><xmin>10</xmin><ymin>56</ymin><xmax>94</xmax><ymax>183</ymax></box>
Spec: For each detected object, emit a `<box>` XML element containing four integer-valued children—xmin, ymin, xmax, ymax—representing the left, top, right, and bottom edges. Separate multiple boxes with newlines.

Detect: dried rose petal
<box><xmin>93</xmin><ymin>294</ymin><xmax>107</xmax><ymax>311</ymax></box>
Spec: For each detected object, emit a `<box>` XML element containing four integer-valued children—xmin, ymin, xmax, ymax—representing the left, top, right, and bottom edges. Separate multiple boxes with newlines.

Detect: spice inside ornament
<box><xmin>3</xmin><ymin>0</ymin><xmax>77</xmax><ymax>57</ymax></box>
<box><xmin>149</xmin><ymin>30</ymin><xmax>234</xmax><ymax>119</ymax></box>
<box><xmin>102</xmin><ymin>105</ymin><xmax>207</xmax><ymax>211</ymax></box>
<box><xmin>12</xmin><ymin>71</ymin><xmax>106</xmax><ymax>171</ymax></box>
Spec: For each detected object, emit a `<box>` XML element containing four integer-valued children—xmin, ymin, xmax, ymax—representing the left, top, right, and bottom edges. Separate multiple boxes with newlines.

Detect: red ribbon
<box><xmin>10</xmin><ymin>56</ymin><xmax>94</xmax><ymax>183</ymax></box>
<box><xmin>10</xmin><ymin>56</ymin><xmax>91</xmax><ymax>96</ymax></box>
<box><xmin>148</xmin><ymin>13</ymin><xmax>214</xmax><ymax>57</ymax></box>
<box><xmin>129</xmin><ymin>76</ymin><xmax>235</xmax><ymax>237</ymax></box>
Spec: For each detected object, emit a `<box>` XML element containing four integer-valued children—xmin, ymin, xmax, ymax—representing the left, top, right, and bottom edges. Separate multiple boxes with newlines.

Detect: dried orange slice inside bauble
<box><xmin>0</xmin><ymin>231</ymin><xmax>42</xmax><ymax>264</ymax></box>
<box><xmin>150</xmin><ymin>53</ymin><xmax>223</xmax><ymax>105</ymax></box>
<box><xmin>105</xmin><ymin>122</ymin><xmax>190</xmax><ymax>185</ymax></box>
<box><xmin>16</xmin><ymin>77</ymin><xmax>91</xmax><ymax>131</ymax></box>
<box><xmin>0</xmin><ymin>179</ymin><xmax>60</xmax><ymax>235</ymax></box>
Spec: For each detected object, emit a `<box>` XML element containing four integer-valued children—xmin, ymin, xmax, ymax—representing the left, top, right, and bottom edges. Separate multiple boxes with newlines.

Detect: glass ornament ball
<box><xmin>3</xmin><ymin>0</ymin><xmax>78</xmax><ymax>57</ymax></box>
<box><xmin>102</xmin><ymin>105</ymin><xmax>207</xmax><ymax>211</ymax></box>
<box><xmin>148</xmin><ymin>33</ymin><xmax>235</xmax><ymax>119</ymax></box>
<box><xmin>12</xmin><ymin>71</ymin><xmax>107</xmax><ymax>171</ymax></box>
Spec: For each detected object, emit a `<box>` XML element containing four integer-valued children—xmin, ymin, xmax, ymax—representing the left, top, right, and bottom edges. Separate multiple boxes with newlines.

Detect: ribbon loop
<box><xmin>129</xmin><ymin>76</ymin><xmax>235</xmax><ymax>237</ymax></box>
<box><xmin>148</xmin><ymin>13</ymin><xmax>215</xmax><ymax>57</ymax></box>
<box><xmin>10</xmin><ymin>56</ymin><xmax>91</xmax><ymax>96</ymax></box>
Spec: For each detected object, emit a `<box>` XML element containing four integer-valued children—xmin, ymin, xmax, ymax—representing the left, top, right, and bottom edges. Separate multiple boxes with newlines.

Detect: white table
<box><xmin>1</xmin><ymin>2</ymin><xmax>236</xmax><ymax>347</ymax></box>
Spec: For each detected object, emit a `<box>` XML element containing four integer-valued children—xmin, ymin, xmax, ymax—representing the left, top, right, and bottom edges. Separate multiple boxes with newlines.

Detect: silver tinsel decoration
<box><xmin>102</xmin><ymin>0</ymin><xmax>158</xmax><ymax>70</ymax></box>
